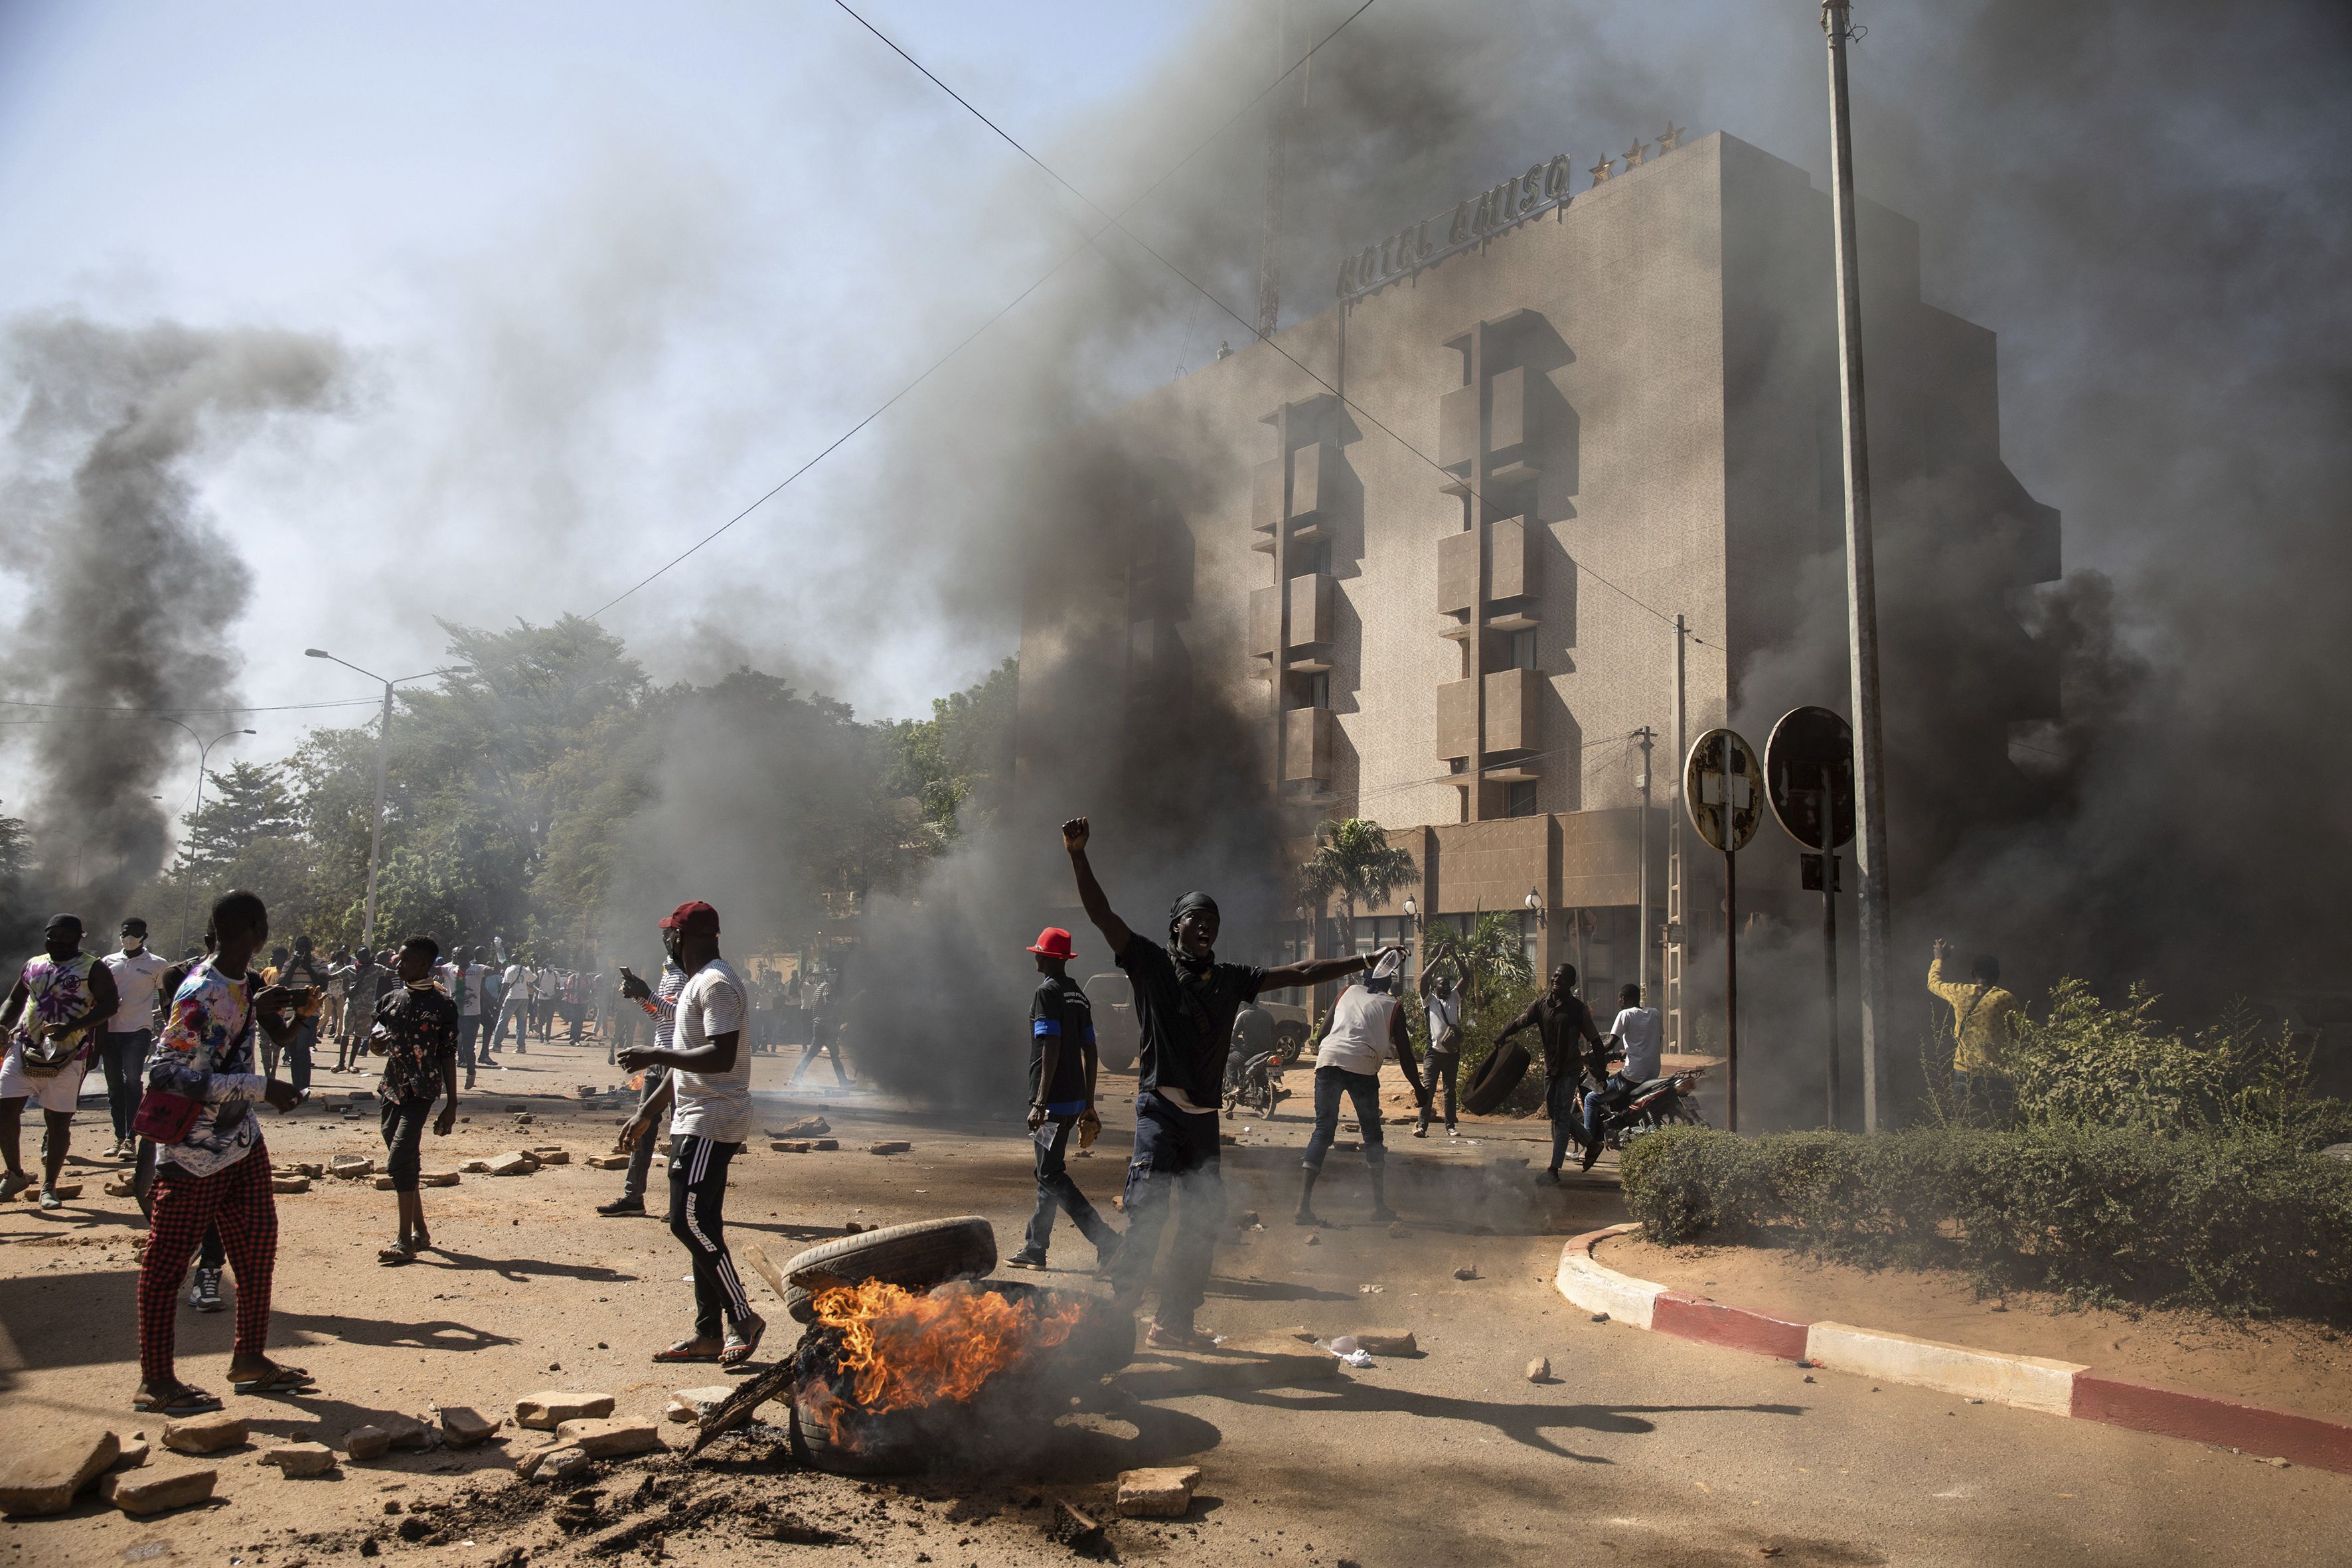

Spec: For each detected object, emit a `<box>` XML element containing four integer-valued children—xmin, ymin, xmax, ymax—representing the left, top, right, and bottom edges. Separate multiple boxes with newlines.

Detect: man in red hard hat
<box><xmin>1004</xmin><ymin>926</ymin><xmax>1121</xmax><ymax>1273</ymax></box>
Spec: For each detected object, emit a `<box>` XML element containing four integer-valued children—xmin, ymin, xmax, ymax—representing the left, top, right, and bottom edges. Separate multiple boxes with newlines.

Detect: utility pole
<box><xmin>1254</xmin><ymin>0</ymin><xmax>1289</xmax><ymax>339</ymax></box>
<box><xmin>1665</xmin><ymin>615</ymin><xmax>1688</xmax><ymax>1052</ymax></box>
<box><xmin>1633</xmin><ymin>725</ymin><xmax>1656</xmax><ymax>1004</ymax></box>
<box><xmin>307</xmin><ymin>649</ymin><xmax>459</xmax><ymax>953</ymax></box>
<box><xmin>1822</xmin><ymin>0</ymin><xmax>1895</xmax><ymax>1131</ymax></box>
<box><xmin>157</xmin><ymin>720</ymin><xmax>256</xmax><ymax>951</ymax></box>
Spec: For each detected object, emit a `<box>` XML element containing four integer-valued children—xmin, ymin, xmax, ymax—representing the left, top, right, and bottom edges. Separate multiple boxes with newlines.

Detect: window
<box><xmin>1305</xmin><ymin>672</ymin><xmax>1331</xmax><ymax>709</ymax></box>
<box><xmin>1505</xmin><ymin>779</ymin><xmax>1537</xmax><ymax>817</ymax></box>
<box><xmin>1510</xmin><ymin>628</ymin><xmax>1537</xmax><ymax>670</ymax></box>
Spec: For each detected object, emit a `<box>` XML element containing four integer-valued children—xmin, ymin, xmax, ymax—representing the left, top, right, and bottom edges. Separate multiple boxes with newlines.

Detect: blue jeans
<box><xmin>1547</xmin><ymin>1074</ymin><xmax>1590</xmax><ymax>1171</ymax></box>
<box><xmin>1302</xmin><ymin>1065</ymin><xmax>1385</xmax><ymax>1171</ymax></box>
<box><xmin>1111</xmin><ymin>1093</ymin><xmax>1225</xmax><ymax>1331</ymax></box>
<box><xmin>100</xmin><ymin>1029</ymin><xmax>152</xmax><ymax>1142</ymax></box>
<box><xmin>285</xmin><ymin>1018</ymin><xmax>317</xmax><ymax>1094</ymax></box>
<box><xmin>1022</xmin><ymin>1115</ymin><xmax>1114</xmax><ymax>1259</ymax></box>
<box><xmin>493</xmin><ymin>1001</ymin><xmax>530</xmax><ymax>1052</ymax></box>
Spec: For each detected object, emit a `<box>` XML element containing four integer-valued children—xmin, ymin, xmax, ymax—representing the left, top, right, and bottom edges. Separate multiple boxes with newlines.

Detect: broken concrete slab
<box><xmin>487</xmin><ymin>1152</ymin><xmax>535</xmax><ymax>1176</ymax></box>
<box><xmin>584</xmin><ymin>1153</ymin><xmax>631</xmax><ymax>1170</ymax></box>
<box><xmin>101</xmin><ymin>1464</ymin><xmax>215</xmax><ymax>1516</ymax></box>
<box><xmin>554</xmin><ymin>1418</ymin><xmax>660</xmax><ymax>1458</ymax></box>
<box><xmin>665</xmin><ymin>1387</ymin><xmax>735</xmax><ymax>1425</ymax></box>
<box><xmin>528</xmin><ymin>1148</ymin><xmax>569</xmax><ymax>1164</ymax></box>
<box><xmin>1526</xmin><ymin>1356</ymin><xmax>1551</xmax><ymax>1382</ymax></box>
<box><xmin>1353</xmin><ymin>1330</ymin><xmax>1419</xmax><ymax>1356</ymax></box>
<box><xmin>160</xmin><ymin>1412</ymin><xmax>248</xmax><ymax>1456</ymax></box>
<box><xmin>458</xmin><ymin>1158</ymin><xmax>493</xmax><ymax>1174</ymax></box>
<box><xmin>771</xmin><ymin>1115</ymin><xmax>830</xmax><ymax>1138</ymax></box>
<box><xmin>769</xmin><ymin>1140</ymin><xmax>813</xmax><ymax>1154</ymax></box>
<box><xmin>868</xmin><ymin>1140</ymin><xmax>911</xmax><ymax>1155</ymax></box>
<box><xmin>437</xmin><ymin>1407</ymin><xmax>498</xmax><ymax>1448</ymax></box>
<box><xmin>514</xmin><ymin>1390</ymin><xmax>615</xmax><ymax>1430</ymax></box>
<box><xmin>342</xmin><ymin>1426</ymin><xmax>391</xmax><ymax>1461</ymax></box>
<box><xmin>262</xmin><ymin>1442</ymin><xmax>336</xmax><ymax>1477</ymax></box>
<box><xmin>110</xmin><ymin>1435</ymin><xmax>150</xmax><ymax>1472</ymax></box>
<box><xmin>271</xmin><ymin>1174</ymin><xmax>311</xmax><ymax>1194</ymax></box>
<box><xmin>515</xmin><ymin>1444</ymin><xmax>591</xmax><ymax>1483</ymax></box>
<box><xmin>421</xmin><ymin>1171</ymin><xmax>460</xmax><ymax>1188</ymax></box>
<box><xmin>813</xmin><ymin>1138</ymin><xmax>838</xmax><ymax>1151</ymax></box>
<box><xmin>329</xmin><ymin>1155</ymin><xmax>372</xmax><ymax>1176</ymax></box>
<box><xmin>1115</xmin><ymin>1465</ymin><xmax>1202</xmax><ymax>1518</ymax></box>
<box><xmin>376</xmin><ymin>1413</ymin><xmax>433</xmax><ymax>1452</ymax></box>
<box><xmin>0</xmin><ymin>1428</ymin><xmax>121</xmax><ymax>1516</ymax></box>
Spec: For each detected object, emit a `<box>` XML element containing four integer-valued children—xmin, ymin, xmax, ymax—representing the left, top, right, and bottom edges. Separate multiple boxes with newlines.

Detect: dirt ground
<box><xmin>5</xmin><ymin>1032</ymin><xmax>2348</xmax><ymax>1568</ymax></box>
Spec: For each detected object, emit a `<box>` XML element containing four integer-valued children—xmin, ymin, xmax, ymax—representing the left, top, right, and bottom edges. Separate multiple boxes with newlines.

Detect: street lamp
<box><xmin>305</xmin><ymin>649</ymin><xmax>458</xmax><ymax>951</ymax></box>
<box><xmin>156</xmin><ymin>720</ymin><xmax>256</xmax><ymax>950</ymax></box>
<box><xmin>1524</xmin><ymin>888</ymin><xmax>1546</xmax><ymax>929</ymax></box>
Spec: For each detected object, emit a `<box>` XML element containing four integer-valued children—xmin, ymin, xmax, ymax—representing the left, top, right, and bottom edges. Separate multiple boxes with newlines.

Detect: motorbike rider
<box><xmin>1226</xmin><ymin>998</ymin><xmax>1277</xmax><ymax>1108</ymax></box>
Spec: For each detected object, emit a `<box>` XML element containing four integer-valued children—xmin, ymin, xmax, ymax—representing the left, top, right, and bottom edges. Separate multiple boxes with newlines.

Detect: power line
<box><xmin>586</xmin><ymin>1</ymin><xmax>1385</xmax><ymax>621</ymax></box>
<box><xmin>831</xmin><ymin>0</ymin><xmax>1725</xmax><ymax>654</ymax></box>
<box><xmin>0</xmin><ymin>696</ymin><xmax>384</xmax><ymax>716</ymax></box>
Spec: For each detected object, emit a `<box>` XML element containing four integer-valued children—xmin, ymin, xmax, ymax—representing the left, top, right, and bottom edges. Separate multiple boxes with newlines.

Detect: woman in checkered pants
<box><xmin>133</xmin><ymin>890</ymin><xmax>309</xmax><ymax>1415</ymax></box>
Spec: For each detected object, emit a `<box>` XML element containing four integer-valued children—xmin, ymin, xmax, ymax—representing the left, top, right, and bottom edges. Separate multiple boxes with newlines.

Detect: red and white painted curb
<box><xmin>1557</xmin><ymin>1223</ymin><xmax>2352</xmax><ymax>1476</ymax></box>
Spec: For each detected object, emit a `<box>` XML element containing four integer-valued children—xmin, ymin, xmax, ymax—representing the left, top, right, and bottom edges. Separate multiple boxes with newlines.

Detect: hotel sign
<box><xmin>1338</xmin><ymin>154</ymin><xmax>1575</xmax><ymax>303</ymax></box>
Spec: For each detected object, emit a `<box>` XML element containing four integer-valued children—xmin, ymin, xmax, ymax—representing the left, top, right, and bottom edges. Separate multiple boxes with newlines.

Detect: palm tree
<box><xmin>1295</xmin><ymin>817</ymin><xmax>1419</xmax><ymax>959</ymax></box>
<box><xmin>1420</xmin><ymin>910</ymin><xmax>1535</xmax><ymax>1012</ymax></box>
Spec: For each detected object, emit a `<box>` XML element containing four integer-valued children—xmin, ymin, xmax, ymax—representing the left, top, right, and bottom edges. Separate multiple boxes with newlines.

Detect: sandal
<box><xmin>652</xmin><ymin>1340</ymin><xmax>722</xmax><ymax>1364</ymax></box>
<box><xmin>378</xmin><ymin>1245</ymin><xmax>414</xmax><ymax>1266</ymax></box>
<box><xmin>230</xmin><ymin>1364</ymin><xmax>316</xmax><ymax>1395</ymax></box>
<box><xmin>133</xmin><ymin>1385</ymin><xmax>223</xmax><ymax>1416</ymax></box>
<box><xmin>721</xmin><ymin>1315</ymin><xmax>767</xmax><ymax>1368</ymax></box>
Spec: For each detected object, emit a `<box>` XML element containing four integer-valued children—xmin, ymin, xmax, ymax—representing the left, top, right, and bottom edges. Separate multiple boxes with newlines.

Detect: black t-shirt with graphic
<box><xmin>374</xmin><ymin>983</ymin><xmax>459</xmax><ymax>1105</ymax></box>
<box><xmin>1117</xmin><ymin>935</ymin><xmax>1265</xmax><ymax>1112</ymax></box>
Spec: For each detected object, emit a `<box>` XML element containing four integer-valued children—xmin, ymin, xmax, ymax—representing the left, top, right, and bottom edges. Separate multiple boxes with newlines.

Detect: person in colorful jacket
<box><xmin>0</xmin><ymin>913</ymin><xmax>119</xmax><ymax>1208</ymax></box>
<box><xmin>132</xmin><ymin>889</ymin><xmax>307</xmax><ymax>1416</ymax></box>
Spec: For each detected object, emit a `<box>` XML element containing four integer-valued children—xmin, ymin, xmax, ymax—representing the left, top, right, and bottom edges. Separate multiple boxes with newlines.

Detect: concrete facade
<box><xmin>1018</xmin><ymin>131</ymin><xmax>2059</xmax><ymax>1030</ymax></box>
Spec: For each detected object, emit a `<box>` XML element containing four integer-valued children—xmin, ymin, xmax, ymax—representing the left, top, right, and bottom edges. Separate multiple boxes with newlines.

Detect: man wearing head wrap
<box><xmin>1494</xmin><ymin>963</ymin><xmax>1607</xmax><ymax>1184</ymax></box>
<box><xmin>1296</xmin><ymin>946</ymin><xmax>1426</xmax><ymax>1227</ymax></box>
<box><xmin>1061</xmin><ymin>816</ymin><xmax>1388</xmax><ymax>1348</ymax></box>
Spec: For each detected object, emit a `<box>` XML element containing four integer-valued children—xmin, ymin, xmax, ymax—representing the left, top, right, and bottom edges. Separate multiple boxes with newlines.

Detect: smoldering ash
<box><xmin>0</xmin><ymin>315</ymin><xmax>345</xmax><ymax>931</ymax></box>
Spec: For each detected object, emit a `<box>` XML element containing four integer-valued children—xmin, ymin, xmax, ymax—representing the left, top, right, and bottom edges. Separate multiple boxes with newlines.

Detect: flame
<box><xmin>806</xmin><ymin>1279</ymin><xmax>1093</xmax><ymax>1446</ymax></box>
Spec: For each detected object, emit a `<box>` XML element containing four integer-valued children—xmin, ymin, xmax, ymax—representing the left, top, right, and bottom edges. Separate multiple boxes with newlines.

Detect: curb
<box><xmin>1557</xmin><ymin>1223</ymin><xmax>2352</xmax><ymax>1476</ymax></box>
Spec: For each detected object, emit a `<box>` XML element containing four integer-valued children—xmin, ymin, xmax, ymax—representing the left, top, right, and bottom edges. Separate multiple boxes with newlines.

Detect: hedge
<box><xmin>1618</xmin><ymin>1125</ymin><xmax>2352</xmax><ymax>1322</ymax></box>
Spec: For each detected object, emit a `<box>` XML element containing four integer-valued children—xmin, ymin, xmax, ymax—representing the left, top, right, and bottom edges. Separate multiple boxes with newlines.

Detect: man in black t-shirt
<box><xmin>370</xmin><ymin>936</ymin><xmax>459</xmax><ymax>1265</ymax></box>
<box><xmin>1006</xmin><ymin>926</ymin><xmax>1119</xmax><ymax>1273</ymax></box>
<box><xmin>1061</xmin><ymin>816</ymin><xmax>1383</xmax><ymax>1348</ymax></box>
<box><xmin>1495</xmin><ymin>963</ymin><xmax>1607</xmax><ymax>1184</ymax></box>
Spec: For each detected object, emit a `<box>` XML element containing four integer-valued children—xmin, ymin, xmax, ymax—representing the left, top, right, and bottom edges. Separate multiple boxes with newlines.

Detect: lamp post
<box><xmin>304</xmin><ymin>650</ymin><xmax>455</xmax><ymax>951</ymax></box>
<box><xmin>157</xmin><ymin>720</ymin><xmax>256</xmax><ymax>951</ymax></box>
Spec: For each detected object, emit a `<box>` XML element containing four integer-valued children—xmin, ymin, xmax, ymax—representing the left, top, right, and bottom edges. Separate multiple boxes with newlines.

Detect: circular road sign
<box><xmin>1684</xmin><ymin>728</ymin><xmax>1763</xmax><ymax>854</ymax></box>
<box><xmin>1764</xmin><ymin>705</ymin><xmax>1856</xmax><ymax>853</ymax></box>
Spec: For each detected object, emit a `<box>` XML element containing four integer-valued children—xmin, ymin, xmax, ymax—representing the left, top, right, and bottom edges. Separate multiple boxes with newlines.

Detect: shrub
<box><xmin>1619</xmin><ymin>1124</ymin><xmax>2352</xmax><ymax>1322</ymax></box>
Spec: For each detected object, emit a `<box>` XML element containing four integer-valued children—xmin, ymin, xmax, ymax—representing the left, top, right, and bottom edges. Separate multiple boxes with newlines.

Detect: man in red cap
<box><xmin>1006</xmin><ymin>927</ymin><xmax>1119</xmax><ymax>1273</ymax></box>
<box><xmin>613</xmin><ymin>901</ymin><xmax>763</xmax><ymax>1366</ymax></box>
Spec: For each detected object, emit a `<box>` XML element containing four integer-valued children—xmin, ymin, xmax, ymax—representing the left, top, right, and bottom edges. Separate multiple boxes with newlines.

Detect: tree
<box><xmin>178</xmin><ymin>762</ymin><xmax>301</xmax><ymax>872</ymax></box>
<box><xmin>1421</xmin><ymin>910</ymin><xmax>1536</xmax><ymax>1012</ymax></box>
<box><xmin>1295</xmin><ymin>817</ymin><xmax>1418</xmax><ymax>956</ymax></box>
<box><xmin>884</xmin><ymin>657</ymin><xmax>1018</xmax><ymax>844</ymax></box>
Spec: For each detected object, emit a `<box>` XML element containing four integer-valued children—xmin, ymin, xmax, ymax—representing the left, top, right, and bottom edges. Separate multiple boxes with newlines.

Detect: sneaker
<box><xmin>191</xmin><ymin>1267</ymin><xmax>226</xmax><ymax>1312</ymax></box>
<box><xmin>1535</xmin><ymin>1169</ymin><xmax>1561</xmax><ymax>1187</ymax></box>
<box><xmin>1004</xmin><ymin>1251</ymin><xmax>1050</xmax><ymax>1271</ymax></box>
<box><xmin>1144</xmin><ymin>1321</ymin><xmax>1217</xmax><ymax>1351</ymax></box>
<box><xmin>39</xmin><ymin>1188</ymin><xmax>63</xmax><ymax>1210</ymax></box>
<box><xmin>0</xmin><ymin>1173</ymin><xmax>28</xmax><ymax>1202</ymax></box>
<box><xmin>596</xmin><ymin>1195</ymin><xmax>646</xmax><ymax>1217</ymax></box>
<box><xmin>1579</xmin><ymin>1139</ymin><xmax>1602</xmax><ymax>1173</ymax></box>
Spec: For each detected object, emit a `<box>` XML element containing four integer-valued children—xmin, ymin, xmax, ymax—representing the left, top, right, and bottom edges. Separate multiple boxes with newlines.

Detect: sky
<box><xmin>0</xmin><ymin>0</ymin><xmax>1201</xmax><ymax>798</ymax></box>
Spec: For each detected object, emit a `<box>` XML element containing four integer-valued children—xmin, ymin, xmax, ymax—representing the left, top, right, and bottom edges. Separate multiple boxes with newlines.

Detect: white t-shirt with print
<box><xmin>667</xmin><ymin>957</ymin><xmax>751</xmax><ymax>1143</ymax></box>
<box><xmin>104</xmin><ymin>947</ymin><xmax>172</xmax><ymax>1034</ymax></box>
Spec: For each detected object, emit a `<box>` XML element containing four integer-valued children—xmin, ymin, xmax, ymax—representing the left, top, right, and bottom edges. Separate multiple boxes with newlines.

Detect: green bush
<box><xmin>1619</xmin><ymin>1124</ymin><xmax>2352</xmax><ymax>1322</ymax></box>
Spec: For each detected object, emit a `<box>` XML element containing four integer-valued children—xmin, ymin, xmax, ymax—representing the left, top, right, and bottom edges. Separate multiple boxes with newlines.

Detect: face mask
<box><xmin>123</xmin><ymin>935</ymin><xmax>145</xmax><ymax>953</ymax></box>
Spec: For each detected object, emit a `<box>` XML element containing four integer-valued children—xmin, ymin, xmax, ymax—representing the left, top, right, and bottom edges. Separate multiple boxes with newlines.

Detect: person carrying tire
<box><xmin>1296</xmin><ymin>949</ymin><xmax>1423</xmax><ymax>1227</ymax></box>
<box><xmin>615</xmin><ymin>901</ymin><xmax>765</xmax><ymax>1367</ymax></box>
<box><xmin>1061</xmin><ymin>816</ymin><xmax>1376</xmax><ymax>1350</ymax></box>
<box><xmin>1492</xmin><ymin>963</ymin><xmax>1606</xmax><ymax>1184</ymax></box>
<box><xmin>1006</xmin><ymin>926</ymin><xmax>1120</xmax><ymax>1273</ymax></box>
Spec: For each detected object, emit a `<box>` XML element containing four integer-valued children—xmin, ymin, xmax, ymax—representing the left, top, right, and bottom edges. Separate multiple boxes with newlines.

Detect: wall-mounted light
<box><xmin>1525</xmin><ymin>888</ymin><xmax>1547</xmax><ymax>929</ymax></box>
<box><xmin>1401</xmin><ymin>896</ymin><xmax>1420</xmax><ymax>931</ymax></box>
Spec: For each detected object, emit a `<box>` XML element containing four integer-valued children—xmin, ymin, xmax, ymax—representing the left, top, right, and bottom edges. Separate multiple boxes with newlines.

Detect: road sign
<box><xmin>1684</xmin><ymin>728</ymin><xmax>1762</xmax><ymax>854</ymax></box>
<box><xmin>1764</xmin><ymin>706</ymin><xmax>1856</xmax><ymax>852</ymax></box>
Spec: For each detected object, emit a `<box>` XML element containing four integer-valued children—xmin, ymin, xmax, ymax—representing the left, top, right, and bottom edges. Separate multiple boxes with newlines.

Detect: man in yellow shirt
<box><xmin>1927</xmin><ymin>938</ymin><xmax>2020</xmax><ymax>1115</ymax></box>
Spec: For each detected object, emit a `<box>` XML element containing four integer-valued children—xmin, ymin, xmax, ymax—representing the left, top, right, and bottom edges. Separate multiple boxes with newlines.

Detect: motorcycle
<box><xmin>1584</xmin><ymin>1054</ymin><xmax>1711</xmax><ymax>1149</ymax></box>
<box><xmin>1223</xmin><ymin>1047</ymin><xmax>1282</xmax><ymax>1118</ymax></box>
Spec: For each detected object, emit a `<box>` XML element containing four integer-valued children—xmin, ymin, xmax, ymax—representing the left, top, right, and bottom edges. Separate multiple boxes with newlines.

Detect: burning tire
<box><xmin>1460</xmin><ymin>1039</ymin><xmax>1531</xmax><ymax>1116</ymax></box>
<box><xmin>777</xmin><ymin>1216</ymin><xmax>998</xmax><ymax>1324</ymax></box>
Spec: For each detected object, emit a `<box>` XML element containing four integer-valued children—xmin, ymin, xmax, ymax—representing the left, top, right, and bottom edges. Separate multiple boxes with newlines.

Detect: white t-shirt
<box><xmin>1610</xmin><ymin>1005</ymin><xmax>1664</xmax><ymax>1081</ymax></box>
<box><xmin>1316</xmin><ymin>984</ymin><xmax>1399</xmax><ymax>1077</ymax></box>
<box><xmin>668</xmin><ymin>957</ymin><xmax>750</xmax><ymax>1143</ymax></box>
<box><xmin>1425</xmin><ymin>987</ymin><xmax>1462</xmax><ymax>1054</ymax></box>
<box><xmin>458</xmin><ymin>963</ymin><xmax>490</xmax><ymax>1017</ymax></box>
<box><xmin>104</xmin><ymin>947</ymin><xmax>171</xmax><ymax>1034</ymax></box>
<box><xmin>500</xmin><ymin>964</ymin><xmax>526</xmax><ymax>1005</ymax></box>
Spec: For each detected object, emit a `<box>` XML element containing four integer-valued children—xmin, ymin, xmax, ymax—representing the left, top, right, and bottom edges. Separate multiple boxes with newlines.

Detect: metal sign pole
<box><xmin>1724</xmin><ymin>841</ymin><xmax>1738</xmax><ymax>1134</ymax></box>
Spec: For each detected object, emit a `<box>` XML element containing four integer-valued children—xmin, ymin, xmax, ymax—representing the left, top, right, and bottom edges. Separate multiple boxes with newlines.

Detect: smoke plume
<box><xmin>0</xmin><ymin>314</ymin><xmax>345</xmax><ymax>937</ymax></box>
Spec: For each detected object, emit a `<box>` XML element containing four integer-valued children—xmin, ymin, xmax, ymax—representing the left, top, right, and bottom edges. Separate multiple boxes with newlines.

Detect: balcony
<box><xmin>1436</xmin><ymin>518</ymin><xmax>1541</xmax><ymax>624</ymax></box>
<box><xmin>1249</xmin><ymin>574</ymin><xmax>1338</xmax><ymax>668</ymax></box>
<box><xmin>1435</xmin><ymin>678</ymin><xmax>1476</xmax><ymax>761</ymax></box>
<box><xmin>1484</xmin><ymin>666</ymin><xmax>1541</xmax><ymax>753</ymax></box>
<box><xmin>1253</xmin><ymin>441</ymin><xmax>1344</xmax><ymax>536</ymax></box>
<box><xmin>1435</xmin><ymin>366</ymin><xmax>1539</xmax><ymax>491</ymax></box>
<box><xmin>1285</xmin><ymin>706</ymin><xmax>1336</xmax><ymax>783</ymax></box>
